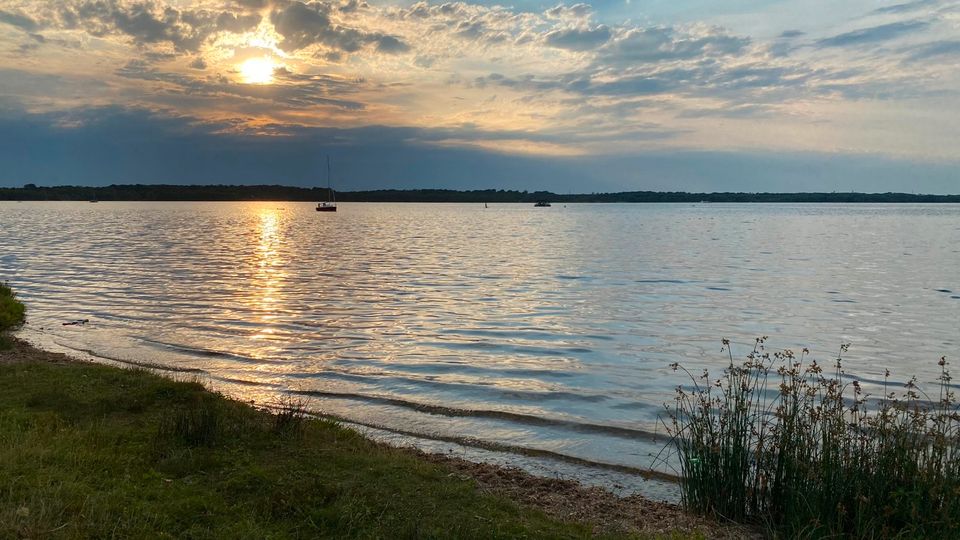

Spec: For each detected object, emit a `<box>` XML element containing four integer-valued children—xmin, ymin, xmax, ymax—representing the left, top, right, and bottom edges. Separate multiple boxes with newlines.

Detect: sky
<box><xmin>0</xmin><ymin>0</ymin><xmax>957</xmax><ymax>192</ymax></box>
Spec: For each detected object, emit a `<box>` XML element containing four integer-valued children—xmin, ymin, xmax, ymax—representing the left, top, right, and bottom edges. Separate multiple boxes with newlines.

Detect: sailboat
<box><xmin>316</xmin><ymin>156</ymin><xmax>337</xmax><ymax>212</ymax></box>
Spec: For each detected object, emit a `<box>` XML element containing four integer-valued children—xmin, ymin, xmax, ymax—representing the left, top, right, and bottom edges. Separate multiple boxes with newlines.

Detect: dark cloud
<box><xmin>270</xmin><ymin>1</ymin><xmax>408</xmax><ymax>54</ymax></box>
<box><xmin>816</xmin><ymin>20</ymin><xmax>929</xmax><ymax>48</ymax></box>
<box><xmin>115</xmin><ymin>61</ymin><xmax>366</xmax><ymax>110</ymax></box>
<box><xmin>599</xmin><ymin>27</ymin><xmax>749</xmax><ymax>65</ymax></box>
<box><xmin>476</xmin><ymin>58</ymin><xmax>814</xmax><ymax>102</ymax></box>
<box><xmin>1</xmin><ymin>104</ymin><xmax>956</xmax><ymax>193</ymax></box>
<box><xmin>779</xmin><ymin>30</ymin><xmax>805</xmax><ymax>39</ymax></box>
<box><xmin>215</xmin><ymin>11</ymin><xmax>262</xmax><ymax>33</ymax></box>
<box><xmin>375</xmin><ymin>35</ymin><xmax>409</xmax><ymax>53</ymax></box>
<box><xmin>0</xmin><ymin>9</ymin><xmax>40</xmax><ymax>31</ymax></box>
<box><xmin>677</xmin><ymin>104</ymin><xmax>775</xmax><ymax>118</ymax></box>
<box><xmin>10</xmin><ymin>1</ymin><xmax>262</xmax><ymax>53</ymax></box>
<box><xmin>872</xmin><ymin>0</ymin><xmax>940</xmax><ymax>15</ymax></box>
<box><xmin>233</xmin><ymin>0</ymin><xmax>271</xmax><ymax>8</ymax></box>
<box><xmin>189</xmin><ymin>57</ymin><xmax>208</xmax><ymax>70</ymax></box>
<box><xmin>339</xmin><ymin>0</ymin><xmax>369</xmax><ymax>13</ymax></box>
<box><xmin>454</xmin><ymin>20</ymin><xmax>485</xmax><ymax>40</ymax></box>
<box><xmin>543</xmin><ymin>25</ymin><xmax>611</xmax><ymax>51</ymax></box>
<box><xmin>904</xmin><ymin>40</ymin><xmax>960</xmax><ymax>60</ymax></box>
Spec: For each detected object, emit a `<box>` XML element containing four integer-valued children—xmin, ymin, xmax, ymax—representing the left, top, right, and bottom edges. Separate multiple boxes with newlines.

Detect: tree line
<box><xmin>2</xmin><ymin>184</ymin><xmax>959</xmax><ymax>203</ymax></box>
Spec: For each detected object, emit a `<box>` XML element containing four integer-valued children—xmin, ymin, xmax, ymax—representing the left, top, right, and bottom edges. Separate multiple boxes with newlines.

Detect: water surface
<box><xmin>3</xmin><ymin>202</ymin><xmax>958</xmax><ymax>498</ymax></box>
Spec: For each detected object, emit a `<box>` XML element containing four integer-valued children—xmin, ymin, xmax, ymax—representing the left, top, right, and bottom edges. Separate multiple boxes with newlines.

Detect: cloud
<box><xmin>904</xmin><ymin>40</ymin><xmax>960</xmax><ymax>60</ymax></box>
<box><xmin>269</xmin><ymin>1</ymin><xmax>408</xmax><ymax>54</ymax></box>
<box><xmin>375</xmin><ymin>34</ymin><xmax>409</xmax><ymax>53</ymax></box>
<box><xmin>544</xmin><ymin>4</ymin><xmax>592</xmax><ymax>20</ymax></box>
<box><xmin>1</xmin><ymin>104</ymin><xmax>957</xmax><ymax>193</ymax></box>
<box><xmin>543</xmin><ymin>25</ymin><xmax>611</xmax><ymax>50</ymax></box>
<box><xmin>872</xmin><ymin>0</ymin><xmax>940</xmax><ymax>15</ymax></box>
<box><xmin>2</xmin><ymin>1</ymin><xmax>262</xmax><ymax>53</ymax></box>
<box><xmin>598</xmin><ymin>26</ymin><xmax>749</xmax><ymax>65</ymax></box>
<box><xmin>816</xmin><ymin>20</ymin><xmax>930</xmax><ymax>47</ymax></box>
<box><xmin>0</xmin><ymin>9</ymin><xmax>39</xmax><ymax>31</ymax></box>
<box><xmin>114</xmin><ymin>61</ymin><xmax>367</xmax><ymax>111</ymax></box>
<box><xmin>1</xmin><ymin>0</ymin><xmax>957</xmax><ymax>176</ymax></box>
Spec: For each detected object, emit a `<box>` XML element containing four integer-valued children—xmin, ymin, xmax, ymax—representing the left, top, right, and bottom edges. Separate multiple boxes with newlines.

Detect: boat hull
<box><xmin>316</xmin><ymin>206</ymin><xmax>337</xmax><ymax>212</ymax></box>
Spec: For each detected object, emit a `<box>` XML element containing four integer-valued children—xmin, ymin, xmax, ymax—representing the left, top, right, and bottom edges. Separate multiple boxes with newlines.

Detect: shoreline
<box><xmin>1</xmin><ymin>336</ymin><xmax>755</xmax><ymax>538</ymax></box>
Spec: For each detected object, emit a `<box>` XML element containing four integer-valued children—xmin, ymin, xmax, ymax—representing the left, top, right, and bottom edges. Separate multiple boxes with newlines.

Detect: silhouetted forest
<box><xmin>2</xmin><ymin>184</ymin><xmax>959</xmax><ymax>203</ymax></box>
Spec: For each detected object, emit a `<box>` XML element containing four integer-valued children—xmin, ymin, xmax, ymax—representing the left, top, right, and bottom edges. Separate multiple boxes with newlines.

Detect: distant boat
<box><xmin>316</xmin><ymin>156</ymin><xmax>337</xmax><ymax>212</ymax></box>
<box><xmin>534</xmin><ymin>201</ymin><xmax>551</xmax><ymax>207</ymax></box>
<box><xmin>89</xmin><ymin>195</ymin><xmax>99</xmax><ymax>203</ymax></box>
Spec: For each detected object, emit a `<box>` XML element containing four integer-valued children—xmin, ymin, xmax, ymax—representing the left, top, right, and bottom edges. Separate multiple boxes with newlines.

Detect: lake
<box><xmin>2</xmin><ymin>202</ymin><xmax>958</xmax><ymax>499</ymax></box>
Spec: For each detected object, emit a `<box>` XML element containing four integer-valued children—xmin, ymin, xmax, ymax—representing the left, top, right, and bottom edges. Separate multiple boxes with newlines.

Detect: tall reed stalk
<box><xmin>666</xmin><ymin>338</ymin><xmax>960</xmax><ymax>538</ymax></box>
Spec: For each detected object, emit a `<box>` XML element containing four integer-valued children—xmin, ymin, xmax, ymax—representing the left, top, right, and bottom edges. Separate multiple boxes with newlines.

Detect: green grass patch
<box><xmin>0</xmin><ymin>282</ymin><xmax>26</xmax><ymax>349</ymax></box>
<box><xmin>667</xmin><ymin>338</ymin><xmax>960</xmax><ymax>538</ymax></box>
<box><xmin>0</xmin><ymin>359</ymin><xmax>619</xmax><ymax>539</ymax></box>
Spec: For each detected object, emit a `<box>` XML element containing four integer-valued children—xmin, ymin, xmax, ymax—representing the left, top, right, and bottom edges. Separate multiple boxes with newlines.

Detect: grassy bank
<box><xmin>668</xmin><ymin>338</ymin><xmax>960</xmax><ymax>538</ymax></box>
<box><xmin>0</xmin><ymin>338</ymin><xmax>728</xmax><ymax>539</ymax></box>
<box><xmin>0</xmin><ymin>346</ymin><xmax>605</xmax><ymax>538</ymax></box>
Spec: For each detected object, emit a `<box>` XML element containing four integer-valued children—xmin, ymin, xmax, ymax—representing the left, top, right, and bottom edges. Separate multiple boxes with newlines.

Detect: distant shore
<box><xmin>3</xmin><ymin>184</ymin><xmax>960</xmax><ymax>203</ymax></box>
<box><xmin>0</xmin><ymin>336</ymin><xmax>752</xmax><ymax>538</ymax></box>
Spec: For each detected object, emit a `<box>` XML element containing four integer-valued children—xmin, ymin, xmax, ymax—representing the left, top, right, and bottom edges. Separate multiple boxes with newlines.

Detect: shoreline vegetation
<box><xmin>667</xmin><ymin>338</ymin><xmax>960</xmax><ymax>538</ymax></box>
<box><xmin>3</xmin><ymin>184</ymin><xmax>960</xmax><ymax>203</ymax></box>
<box><xmin>4</xmin><ymin>284</ymin><xmax>954</xmax><ymax>538</ymax></box>
<box><xmin>0</xmin><ymin>338</ymin><xmax>746</xmax><ymax>539</ymax></box>
<box><xmin>0</xmin><ymin>283</ymin><xmax>26</xmax><ymax>349</ymax></box>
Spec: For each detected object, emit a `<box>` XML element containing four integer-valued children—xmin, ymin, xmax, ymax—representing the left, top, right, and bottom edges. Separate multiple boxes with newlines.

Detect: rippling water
<box><xmin>3</xmin><ymin>202</ymin><xmax>959</xmax><ymax>498</ymax></box>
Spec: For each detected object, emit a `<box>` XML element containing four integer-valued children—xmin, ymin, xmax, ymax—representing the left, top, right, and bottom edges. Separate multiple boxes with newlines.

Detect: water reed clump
<box><xmin>666</xmin><ymin>338</ymin><xmax>960</xmax><ymax>538</ymax></box>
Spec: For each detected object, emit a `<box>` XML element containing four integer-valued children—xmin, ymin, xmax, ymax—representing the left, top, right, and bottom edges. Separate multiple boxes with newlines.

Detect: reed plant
<box><xmin>666</xmin><ymin>338</ymin><xmax>960</xmax><ymax>538</ymax></box>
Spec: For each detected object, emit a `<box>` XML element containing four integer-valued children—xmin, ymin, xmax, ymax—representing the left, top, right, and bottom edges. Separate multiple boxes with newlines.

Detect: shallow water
<box><xmin>2</xmin><ymin>202</ymin><xmax>959</xmax><ymax>498</ymax></box>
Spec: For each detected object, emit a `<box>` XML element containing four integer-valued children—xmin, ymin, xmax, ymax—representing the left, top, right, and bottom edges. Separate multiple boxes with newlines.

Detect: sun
<box><xmin>239</xmin><ymin>57</ymin><xmax>276</xmax><ymax>84</ymax></box>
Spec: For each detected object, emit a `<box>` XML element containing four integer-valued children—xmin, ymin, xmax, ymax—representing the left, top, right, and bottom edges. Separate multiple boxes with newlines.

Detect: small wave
<box><xmin>139</xmin><ymin>338</ymin><xmax>283</xmax><ymax>365</ymax></box>
<box><xmin>425</xmin><ymin>340</ymin><xmax>591</xmax><ymax>356</ymax></box>
<box><xmin>306</xmin><ymin>409</ymin><xmax>678</xmax><ymax>483</ymax></box>
<box><xmin>290</xmin><ymin>389</ymin><xmax>665</xmax><ymax>442</ymax></box>
<box><xmin>54</xmin><ymin>341</ymin><xmax>206</xmax><ymax>374</ymax></box>
<box><xmin>288</xmin><ymin>369</ymin><xmax>605</xmax><ymax>403</ymax></box>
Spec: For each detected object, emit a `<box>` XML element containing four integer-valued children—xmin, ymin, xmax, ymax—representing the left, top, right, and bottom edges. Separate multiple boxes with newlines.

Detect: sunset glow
<box><xmin>0</xmin><ymin>0</ymin><xmax>957</xmax><ymax>191</ymax></box>
<box><xmin>239</xmin><ymin>57</ymin><xmax>276</xmax><ymax>85</ymax></box>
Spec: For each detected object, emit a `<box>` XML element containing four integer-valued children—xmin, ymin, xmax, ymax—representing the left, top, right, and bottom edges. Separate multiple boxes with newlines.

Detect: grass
<box><xmin>0</xmin><ymin>358</ymin><xmax>627</xmax><ymax>539</ymax></box>
<box><xmin>666</xmin><ymin>338</ymin><xmax>960</xmax><ymax>538</ymax></box>
<box><xmin>0</xmin><ymin>282</ymin><xmax>26</xmax><ymax>349</ymax></box>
